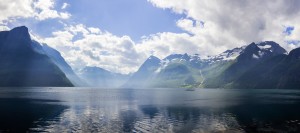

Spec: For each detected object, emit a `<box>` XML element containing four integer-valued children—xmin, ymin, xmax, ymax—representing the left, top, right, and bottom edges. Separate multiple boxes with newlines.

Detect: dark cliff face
<box><xmin>258</xmin><ymin>41</ymin><xmax>287</xmax><ymax>55</ymax></box>
<box><xmin>0</xmin><ymin>26</ymin><xmax>73</xmax><ymax>87</ymax></box>
<box><xmin>0</xmin><ymin>26</ymin><xmax>32</xmax><ymax>55</ymax></box>
<box><xmin>288</xmin><ymin>47</ymin><xmax>300</xmax><ymax>59</ymax></box>
<box><xmin>237</xmin><ymin>41</ymin><xmax>286</xmax><ymax>63</ymax></box>
<box><xmin>202</xmin><ymin>41</ymin><xmax>300</xmax><ymax>89</ymax></box>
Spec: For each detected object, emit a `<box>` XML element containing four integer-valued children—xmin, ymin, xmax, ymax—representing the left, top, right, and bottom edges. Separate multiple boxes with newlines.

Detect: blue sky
<box><xmin>65</xmin><ymin>0</ymin><xmax>185</xmax><ymax>41</ymax></box>
<box><xmin>284</xmin><ymin>26</ymin><xmax>294</xmax><ymax>36</ymax></box>
<box><xmin>8</xmin><ymin>0</ymin><xmax>185</xmax><ymax>41</ymax></box>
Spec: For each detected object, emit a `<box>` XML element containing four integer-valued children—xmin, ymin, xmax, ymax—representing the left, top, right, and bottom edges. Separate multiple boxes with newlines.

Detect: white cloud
<box><xmin>0</xmin><ymin>0</ymin><xmax>34</xmax><ymax>22</ymax></box>
<box><xmin>0</xmin><ymin>0</ymin><xmax>70</xmax><ymax>23</ymax></box>
<box><xmin>148</xmin><ymin>0</ymin><xmax>300</xmax><ymax>52</ymax></box>
<box><xmin>33</xmin><ymin>0</ymin><xmax>71</xmax><ymax>20</ymax></box>
<box><xmin>41</xmin><ymin>24</ymin><xmax>146</xmax><ymax>74</ymax></box>
<box><xmin>135</xmin><ymin>18</ymin><xmax>242</xmax><ymax>59</ymax></box>
<box><xmin>88</xmin><ymin>27</ymin><xmax>101</xmax><ymax>34</ymax></box>
<box><xmin>176</xmin><ymin>18</ymin><xmax>203</xmax><ymax>34</ymax></box>
<box><xmin>61</xmin><ymin>3</ymin><xmax>69</xmax><ymax>9</ymax></box>
<box><xmin>136</xmin><ymin>31</ymin><xmax>227</xmax><ymax>59</ymax></box>
<box><xmin>0</xmin><ymin>24</ymin><xmax>10</xmax><ymax>31</ymax></box>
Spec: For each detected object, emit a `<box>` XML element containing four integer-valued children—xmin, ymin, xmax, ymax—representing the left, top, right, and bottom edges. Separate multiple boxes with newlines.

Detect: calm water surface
<box><xmin>0</xmin><ymin>88</ymin><xmax>300</xmax><ymax>132</ymax></box>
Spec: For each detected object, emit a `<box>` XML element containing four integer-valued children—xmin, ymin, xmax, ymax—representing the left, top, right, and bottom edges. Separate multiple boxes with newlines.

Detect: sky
<box><xmin>1</xmin><ymin>0</ymin><xmax>300</xmax><ymax>74</ymax></box>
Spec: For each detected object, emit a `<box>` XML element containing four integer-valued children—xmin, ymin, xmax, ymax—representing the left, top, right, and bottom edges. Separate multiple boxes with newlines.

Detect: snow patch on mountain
<box><xmin>258</xmin><ymin>45</ymin><xmax>271</xmax><ymax>49</ymax></box>
<box><xmin>155</xmin><ymin>59</ymin><xmax>169</xmax><ymax>73</ymax></box>
<box><xmin>150</xmin><ymin>41</ymin><xmax>286</xmax><ymax>73</ymax></box>
<box><xmin>252</xmin><ymin>54</ymin><xmax>259</xmax><ymax>59</ymax></box>
<box><xmin>204</xmin><ymin>46</ymin><xmax>246</xmax><ymax>63</ymax></box>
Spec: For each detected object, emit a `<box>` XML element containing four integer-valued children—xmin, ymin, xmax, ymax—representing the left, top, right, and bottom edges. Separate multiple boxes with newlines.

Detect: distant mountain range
<box><xmin>78</xmin><ymin>66</ymin><xmax>130</xmax><ymax>88</ymax></box>
<box><xmin>124</xmin><ymin>41</ymin><xmax>300</xmax><ymax>89</ymax></box>
<box><xmin>1</xmin><ymin>26</ymin><xmax>300</xmax><ymax>89</ymax></box>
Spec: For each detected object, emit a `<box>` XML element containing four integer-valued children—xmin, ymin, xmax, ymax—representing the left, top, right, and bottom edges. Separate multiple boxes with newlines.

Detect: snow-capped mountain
<box><xmin>160</xmin><ymin>53</ymin><xmax>204</xmax><ymax>70</ymax></box>
<box><xmin>252</xmin><ymin>41</ymin><xmax>288</xmax><ymax>59</ymax></box>
<box><xmin>202</xmin><ymin>41</ymin><xmax>288</xmax><ymax>89</ymax></box>
<box><xmin>124</xmin><ymin>41</ymin><xmax>294</xmax><ymax>89</ymax></box>
<box><xmin>230</xmin><ymin>47</ymin><xmax>300</xmax><ymax>89</ymax></box>
<box><xmin>203</xmin><ymin>41</ymin><xmax>287</xmax><ymax>64</ymax></box>
<box><xmin>204</xmin><ymin>46</ymin><xmax>246</xmax><ymax>63</ymax></box>
<box><xmin>236</xmin><ymin>41</ymin><xmax>287</xmax><ymax>63</ymax></box>
<box><xmin>124</xmin><ymin>53</ymin><xmax>205</xmax><ymax>88</ymax></box>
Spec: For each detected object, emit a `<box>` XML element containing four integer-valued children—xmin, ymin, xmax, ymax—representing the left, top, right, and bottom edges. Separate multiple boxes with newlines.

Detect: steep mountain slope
<box><xmin>203</xmin><ymin>41</ymin><xmax>287</xmax><ymax>88</ymax></box>
<box><xmin>79</xmin><ymin>66</ymin><xmax>130</xmax><ymax>88</ymax></box>
<box><xmin>204</xmin><ymin>46</ymin><xmax>246</xmax><ymax>63</ymax></box>
<box><xmin>124</xmin><ymin>41</ymin><xmax>300</xmax><ymax>89</ymax></box>
<box><xmin>0</xmin><ymin>26</ymin><xmax>73</xmax><ymax>87</ymax></box>
<box><xmin>123</xmin><ymin>56</ymin><xmax>161</xmax><ymax>87</ymax></box>
<box><xmin>124</xmin><ymin>54</ymin><xmax>205</xmax><ymax>88</ymax></box>
<box><xmin>151</xmin><ymin>54</ymin><xmax>204</xmax><ymax>88</ymax></box>
<box><xmin>230</xmin><ymin>48</ymin><xmax>300</xmax><ymax>89</ymax></box>
<box><xmin>41</xmin><ymin>44</ymin><xmax>87</xmax><ymax>86</ymax></box>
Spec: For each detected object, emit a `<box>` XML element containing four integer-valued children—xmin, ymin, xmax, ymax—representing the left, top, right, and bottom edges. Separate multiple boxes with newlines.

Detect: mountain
<box><xmin>125</xmin><ymin>41</ymin><xmax>300</xmax><ymax>89</ymax></box>
<box><xmin>123</xmin><ymin>56</ymin><xmax>161</xmax><ymax>87</ymax></box>
<box><xmin>203</xmin><ymin>41</ymin><xmax>288</xmax><ymax>88</ymax></box>
<box><xmin>41</xmin><ymin>44</ymin><xmax>87</xmax><ymax>86</ymax></box>
<box><xmin>124</xmin><ymin>54</ymin><xmax>205</xmax><ymax>88</ymax></box>
<box><xmin>3</xmin><ymin>26</ymin><xmax>297</xmax><ymax>89</ymax></box>
<box><xmin>151</xmin><ymin>54</ymin><xmax>204</xmax><ymax>88</ymax></box>
<box><xmin>204</xmin><ymin>46</ymin><xmax>246</xmax><ymax>64</ymax></box>
<box><xmin>0</xmin><ymin>26</ymin><xmax>73</xmax><ymax>87</ymax></box>
<box><xmin>229</xmin><ymin>47</ymin><xmax>300</xmax><ymax>89</ymax></box>
<box><xmin>78</xmin><ymin>66</ymin><xmax>130</xmax><ymax>88</ymax></box>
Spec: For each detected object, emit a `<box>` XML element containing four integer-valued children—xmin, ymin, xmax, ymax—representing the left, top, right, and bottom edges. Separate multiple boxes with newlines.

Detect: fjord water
<box><xmin>0</xmin><ymin>88</ymin><xmax>300</xmax><ymax>132</ymax></box>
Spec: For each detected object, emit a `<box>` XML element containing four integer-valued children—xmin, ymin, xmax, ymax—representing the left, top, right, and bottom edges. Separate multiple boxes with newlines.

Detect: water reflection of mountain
<box><xmin>1</xmin><ymin>88</ymin><xmax>300</xmax><ymax>132</ymax></box>
<box><xmin>0</xmin><ymin>98</ymin><xmax>67</xmax><ymax>132</ymax></box>
<box><xmin>227</xmin><ymin>103</ymin><xmax>300</xmax><ymax>132</ymax></box>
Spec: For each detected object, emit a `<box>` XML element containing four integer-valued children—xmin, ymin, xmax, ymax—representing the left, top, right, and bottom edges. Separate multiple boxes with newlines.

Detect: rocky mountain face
<box><xmin>229</xmin><ymin>47</ymin><xmax>300</xmax><ymax>89</ymax></box>
<box><xmin>0</xmin><ymin>26</ymin><xmax>73</xmax><ymax>87</ymax></box>
<box><xmin>203</xmin><ymin>41</ymin><xmax>287</xmax><ymax>88</ymax></box>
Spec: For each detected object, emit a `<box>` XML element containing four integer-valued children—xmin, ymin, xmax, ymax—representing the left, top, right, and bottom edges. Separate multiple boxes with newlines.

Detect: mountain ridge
<box><xmin>1</xmin><ymin>26</ymin><xmax>299</xmax><ymax>89</ymax></box>
<box><xmin>124</xmin><ymin>41</ymin><xmax>299</xmax><ymax>89</ymax></box>
<box><xmin>0</xmin><ymin>26</ymin><xmax>73</xmax><ymax>87</ymax></box>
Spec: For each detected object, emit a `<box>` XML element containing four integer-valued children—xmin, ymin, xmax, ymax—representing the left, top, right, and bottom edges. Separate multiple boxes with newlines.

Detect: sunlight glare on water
<box><xmin>0</xmin><ymin>88</ymin><xmax>300</xmax><ymax>132</ymax></box>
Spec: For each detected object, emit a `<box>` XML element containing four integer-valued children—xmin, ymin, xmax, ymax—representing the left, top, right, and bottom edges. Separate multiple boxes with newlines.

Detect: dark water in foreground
<box><xmin>0</xmin><ymin>88</ymin><xmax>300</xmax><ymax>133</ymax></box>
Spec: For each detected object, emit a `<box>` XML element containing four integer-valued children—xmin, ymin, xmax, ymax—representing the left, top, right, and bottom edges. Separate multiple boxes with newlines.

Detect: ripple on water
<box><xmin>2</xmin><ymin>88</ymin><xmax>300</xmax><ymax>132</ymax></box>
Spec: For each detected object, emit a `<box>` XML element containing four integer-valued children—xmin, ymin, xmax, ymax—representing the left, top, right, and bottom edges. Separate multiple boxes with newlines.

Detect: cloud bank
<box><xmin>0</xmin><ymin>0</ymin><xmax>70</xmax><ymax>23</ymax></box>
<box><xmin>39</xmin><ymin>24</ymin><xmax>146</xmax><ymax>74</ymax></box>
<box><xmin>148</xmin><ymin>0</ymin><xmax>300</xmax><ymax>51</ymax></box>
